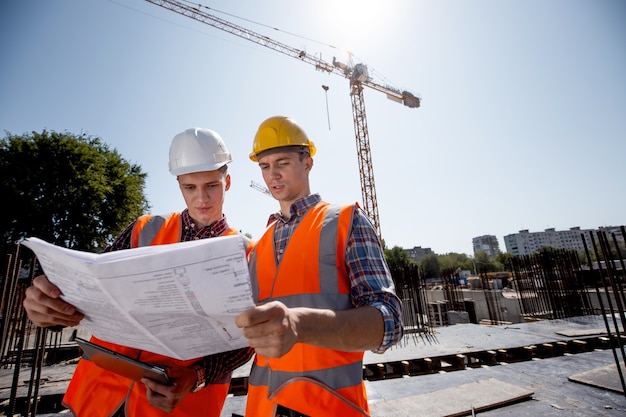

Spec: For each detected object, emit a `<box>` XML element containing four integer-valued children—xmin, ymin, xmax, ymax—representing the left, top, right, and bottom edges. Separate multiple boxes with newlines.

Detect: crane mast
<box><xmin>145</xmin><ymin>0</ymin><xmax>421</xmax><ymax>239</ymax></box>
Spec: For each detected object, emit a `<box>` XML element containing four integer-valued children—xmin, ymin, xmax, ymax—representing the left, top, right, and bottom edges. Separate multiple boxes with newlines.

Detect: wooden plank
<box><xmin>556</xmin><ymin>328</ymin><xmax>608</xmax><ymax>337</ymax></box>
<box><xmin>369</xmin><ymin>378</ymin><xmax>534</xmax><ymax>417</ymax></box>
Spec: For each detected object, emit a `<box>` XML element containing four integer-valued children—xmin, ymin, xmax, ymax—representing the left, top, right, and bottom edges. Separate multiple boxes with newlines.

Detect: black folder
<box><xmin>75</xmin><ymin>337</ymin><xmax>171</xmax><ymax>384</ymax></box>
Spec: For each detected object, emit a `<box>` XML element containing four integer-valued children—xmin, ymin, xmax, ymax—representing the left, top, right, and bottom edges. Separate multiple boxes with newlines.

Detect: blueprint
<box><xmin>22</xmin><ymin>235</ymin><xmax>254</xmax><ymax>360</ymax></box>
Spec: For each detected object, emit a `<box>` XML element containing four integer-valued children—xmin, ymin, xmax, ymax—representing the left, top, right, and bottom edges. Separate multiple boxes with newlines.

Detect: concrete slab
<box><xmin>223</xmin><ymin>350</ymin><xmax>626</xmax><ymax>417</ymax></box>
<box><xmin>365</xmin><ymin>349</ymin><xmax>626</xmax><ymax>417</ymax></box>
<box><xmin>363</xmin><ymin>315</ymin><xmax>612</xmax><ymax>365</ymax></box>
<box><xmin>368</xmin><ymin>378</ymin><xmax>533</xmax><ymax>417</ymax></box>
<box><xmin>0</xmin><ymin>363</ymin><xmax>75</xmax><ymax>400</ymax></box>
<box><xmin>557</xmin><ymin>328</ymin><xmax>611</xmax><ymax>337</ymax></box>
<box><xmin>568</xmin><ymin>362</ymin><xmax>626</xmax><ymax>394</ymax></box>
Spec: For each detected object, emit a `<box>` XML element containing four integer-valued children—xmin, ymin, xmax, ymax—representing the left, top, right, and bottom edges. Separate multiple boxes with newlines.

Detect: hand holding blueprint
<box><xmin>22</xmin><ymin>235</ymin><xmax>255</xmax><ymax>360</ymax></box>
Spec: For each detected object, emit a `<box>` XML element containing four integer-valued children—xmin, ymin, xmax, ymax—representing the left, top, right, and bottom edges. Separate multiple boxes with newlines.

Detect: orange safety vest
<box><xmin>63</xmin><ymin>213</ymin><xmax>250</xmax><ymax>417</ymax></box>
<box><xmin>245</xmin><ymin>202</ymin><xmax>371</xmax><ymax>417</ymax></box>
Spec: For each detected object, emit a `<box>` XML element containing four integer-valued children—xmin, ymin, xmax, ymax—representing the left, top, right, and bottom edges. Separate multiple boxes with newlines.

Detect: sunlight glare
<box><xmin>315</xmin><ymin>0</ymin><xmax>394</xmax><ymax>54</ymax></box>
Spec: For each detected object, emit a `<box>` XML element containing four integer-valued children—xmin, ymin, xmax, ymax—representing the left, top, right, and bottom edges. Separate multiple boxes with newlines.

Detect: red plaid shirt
<box><xmin>105</xmin><ymin>209</ymin><xmax>254</xmax><ymax>384</ymax></box>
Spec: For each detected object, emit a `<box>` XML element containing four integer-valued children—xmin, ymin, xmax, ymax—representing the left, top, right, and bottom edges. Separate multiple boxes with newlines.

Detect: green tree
<box><xmin>384</xmin><ymin>246</ymin><xmax>420</xmax><ymax>288</ymax></box>
<box><xmin>1</xmin><ymin>130</ymin><xmax>149</xmax><ymax>252</ymax></box>
<box><xmin>471</xmin><ymin>250</ymin><xmax>501</xmax><ymax>274</ymax></box>
<box><xmin>384</xmin><ymin>246</ymin><xmax>414</xmax><ymax>270</ymax></box>
<box><xmin>419</xmin><ymin>253</ymin><xmax>440</xmax><ymax>278</ymax></box>
<box><xmin>495</xmin><ymin>252</ymin><xmax>514</xmax><ymax>271</ymax></box>
<box><xmin>438</xmin><ymin>252</ymin><xmax>471</xmax><ymax>271</ymax></box>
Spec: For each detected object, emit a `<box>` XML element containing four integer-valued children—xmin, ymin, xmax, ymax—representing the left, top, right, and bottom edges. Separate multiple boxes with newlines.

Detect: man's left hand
<box><xmin>235</xmin><ymin>300</ymin><xmax>299</xmax><ymax>358</ymax></box>
<box><xmin>142</xmin><ymin>366</ymin><xmax>196</xmax><ymax>412</ymax></box>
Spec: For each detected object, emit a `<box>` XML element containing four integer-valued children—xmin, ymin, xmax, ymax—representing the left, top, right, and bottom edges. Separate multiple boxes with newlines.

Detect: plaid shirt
<box><xmin>105</xmin><ymin>209</ymin><xmax>254</xmax><ymax>384</ymax></box>
<box><xmin>267</xmin><ymin>194</ymin><xmax>403</xmax><ymax>353</ymax></box>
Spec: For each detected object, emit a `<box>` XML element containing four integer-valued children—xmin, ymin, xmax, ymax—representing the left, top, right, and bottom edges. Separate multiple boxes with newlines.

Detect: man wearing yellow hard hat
<box><xmin>237</xmin><ymin>116</ymin><xmax>404</xmax><ymax>417</ymax></box>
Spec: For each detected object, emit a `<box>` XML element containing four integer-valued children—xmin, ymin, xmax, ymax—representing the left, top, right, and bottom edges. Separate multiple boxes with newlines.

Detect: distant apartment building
<box><xmin>503</xmin><ymin>227</ymin><xmax>596</xmax><ymax>256</ymax></box>
<box><xmin>405</xmin><ymin>246</ymin><xmax>433</xmax><ymax>262</ymax></box>
<box><xmin>472</xmin><ymin>235</ymin><xmax>501</xmax><ymax>258</ymax></box>
<box><xmin>597</xmin><ymin>226</ymin><xmax>625</xmax><ymax>243</ymax></box>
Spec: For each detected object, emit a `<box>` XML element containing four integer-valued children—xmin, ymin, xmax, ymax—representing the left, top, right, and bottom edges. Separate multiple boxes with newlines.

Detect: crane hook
<box><xmin>322</xmin><ymin>85</ymin><xmax>331</xmax><ymax>130</ymax></box>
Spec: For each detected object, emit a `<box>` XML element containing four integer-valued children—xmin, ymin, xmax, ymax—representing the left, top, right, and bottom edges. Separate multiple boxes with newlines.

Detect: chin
<box><xmin>194</xmin><ymin>213</ymin><xmax>216</xmax><ymax>225</ymax></box>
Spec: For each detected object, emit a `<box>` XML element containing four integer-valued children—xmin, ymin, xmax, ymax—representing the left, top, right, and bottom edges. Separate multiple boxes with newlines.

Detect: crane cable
<box><xmin>136</xmin><ymin>0</ymin><xmax>406</xmax><ymax>97</ymax></box>
<box><xmin>174</xmin><ymin>0</ymin><xmax>339</xmax><ymax>50</ymax></box>
<box><xmin>188</xmin><ymin>0</ymin><xmax>405</xmax><ymax>93</ymax></box>
<box><xmin>322</xmin><ymin>85</ymin><xmax>331</xmax><ymax>130</ymax></box>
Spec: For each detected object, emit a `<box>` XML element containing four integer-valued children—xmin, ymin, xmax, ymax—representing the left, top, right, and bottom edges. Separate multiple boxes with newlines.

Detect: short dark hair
<box><xmin>257</xmin><ymin>145</ymin><xmax>310</xmax><ymax>161</ymax></box>
<box><xmin>297</xmin><ymin>150</ymin><xmax>310</xmax><ymax>161</ymax></box>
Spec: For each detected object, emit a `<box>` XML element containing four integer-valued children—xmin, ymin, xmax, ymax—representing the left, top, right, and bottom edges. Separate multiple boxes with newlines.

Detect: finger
<box><xmin>143</xmin><ymin>380</ymin><xmax>178</xmax><ymax>412</ymax></box>
<box><xmin>24</xmin><ymin>285</ymin><xmax>81</xmax><ymax>316</ymax></box>
<box><xmin>142</xmin><ymin>377</ymin><xmax>163</xmax><ymax>394</ymax></box>
<box><xmin>242</xmin><ymin>320</ymin><xmax>279</xmax><ymax>340</ymax></box>
<box><xmin>32</xmin><ymin>275</ymin><xmax>62</xmax><ymax>298</ymax></box>
<box><xmin>27</xmin><ymin>275</ymin><xmax>80</xmax><ymax>316</ymax></box>
<box><xmin>235</xmin><ymin>309</ymin><xmax>253</xmax><ymax>328</ymax></box>
<box><xmin>164</xmin><ymin>366</ymin><xmax>196</xmax><ymax>392</ymax></box>
<box><xmin>144</xmin><ymin>385</ymin><xmax>174</xmax><ymax>412</ymax></box>
<box><xmin>23</xmin><ymin>287</ymin><xmax>83</xmax><ymax>327</ymax></box>
<box><xmin>142</xmin><ymin>376</ymin><xmax>181</xmax><ymax>396</ymax></box>
<box><xmin>250</xmin><ymin>336</ymin><xmax>291</xmax><ymax>358</ymax></box>
<box><xmin>23</xmin><ymin>308</ymin><xmax>82</xmax><ymax>328</ymax></box>
<box><xmin>236</xmin><ymin>302</ymin><xmax>281</xmax><ymax>328</ymax></box>
<box><xmin>25</xmin><ymin>285</ymin><xmax>76</xmax><ymax>314</ymax></box>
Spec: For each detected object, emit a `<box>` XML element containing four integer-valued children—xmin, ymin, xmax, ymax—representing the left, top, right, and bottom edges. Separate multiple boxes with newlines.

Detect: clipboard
<box><xmin>75</xmin><ymin>337</ymin><xmax>171</xmax><ymax>385</ymax></box>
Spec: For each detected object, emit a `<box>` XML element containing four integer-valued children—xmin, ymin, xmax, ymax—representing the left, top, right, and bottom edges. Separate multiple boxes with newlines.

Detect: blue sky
<box><xmin>1</xmin><ymin>0</ymin><xmax>624</xmax><ymax>255</ymax></box>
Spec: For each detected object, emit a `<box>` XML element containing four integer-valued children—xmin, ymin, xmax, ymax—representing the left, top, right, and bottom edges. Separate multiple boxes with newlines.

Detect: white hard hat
<box><xmin>168</xmin><ymin>128</ymin><xmax>232</xmax><ymax>176</ymax></box>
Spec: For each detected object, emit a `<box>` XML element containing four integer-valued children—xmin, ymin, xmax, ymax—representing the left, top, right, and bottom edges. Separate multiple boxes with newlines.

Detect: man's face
<box><xmin>177</xmin><ymin>169</ymin><xmax>230</xmax><ymax>228</ymax></box>
<box><xmin>258</xmin><ymin>151</ymin><xmax>311</xmax><ymax>206</ymax></box>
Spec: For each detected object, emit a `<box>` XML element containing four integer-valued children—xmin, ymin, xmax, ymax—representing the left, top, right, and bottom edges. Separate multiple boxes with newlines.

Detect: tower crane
<box><xmin>250</xmin><ymin>180</ymin><xmax>271</xmax><ymax>197</ymax></box>
<box><xmin>145</xmin><ymin>0</ymin><xmax>421</xmax><ymax>239</ymax></box>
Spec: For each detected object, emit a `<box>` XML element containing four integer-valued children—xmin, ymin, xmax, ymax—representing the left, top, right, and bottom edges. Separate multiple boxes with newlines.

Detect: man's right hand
<box><xmin>23</xmin><ymin>275</ymin><xmax>84</xmax><ymax>328</ymax></box>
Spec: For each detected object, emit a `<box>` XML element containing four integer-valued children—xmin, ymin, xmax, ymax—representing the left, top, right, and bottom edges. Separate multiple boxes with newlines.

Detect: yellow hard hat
<box><xmin>249</xmin><ymin>116</ymin><xmax>316</xmax><ymax>162</ymax></box>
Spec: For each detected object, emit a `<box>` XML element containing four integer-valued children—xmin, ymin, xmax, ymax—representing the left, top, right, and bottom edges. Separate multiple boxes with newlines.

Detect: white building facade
<box><xmin>503</xmin><ymin>227</ymin><xmax>596</xmax><ymax>256</ymax></box>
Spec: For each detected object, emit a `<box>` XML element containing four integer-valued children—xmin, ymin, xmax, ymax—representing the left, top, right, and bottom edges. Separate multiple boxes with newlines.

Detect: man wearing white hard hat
<box><xmin>23</xmin><ymin>128</ymin><xmax>254</xmax><ymax>417</ymax></box>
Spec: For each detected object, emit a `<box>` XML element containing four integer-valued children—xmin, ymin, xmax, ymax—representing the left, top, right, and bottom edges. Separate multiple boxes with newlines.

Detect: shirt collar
<box><xmin>181</xmin><ymin>209</ymin><xmax>229</xmax><ymax>235</ymax></box>
<box><xmin>267</xmin><ymin>193</ymin><xmax>321</xmax><ymax>225</ymax></box>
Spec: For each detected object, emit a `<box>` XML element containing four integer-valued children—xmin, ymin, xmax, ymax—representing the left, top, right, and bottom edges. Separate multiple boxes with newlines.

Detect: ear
<box><xmin>224</xmin><ymin>173</ymin><xmax>231</xmax><ymax>191</ymax></box>
<box><xmin>304</xmin><ymin>156</ymin><xmax>313</xmax><ymax>172</ymax></box>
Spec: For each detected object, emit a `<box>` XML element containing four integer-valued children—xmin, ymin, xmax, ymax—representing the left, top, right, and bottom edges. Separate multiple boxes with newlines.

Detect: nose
<box><xmin>267</xmin><ymin>164</ymin><xmax>281</xmax><ymax>179</ymax></box>
<box><xmin>195</xmin><ymin>187</ymin><xmax>211</xmax><ymax>202</ymax></box>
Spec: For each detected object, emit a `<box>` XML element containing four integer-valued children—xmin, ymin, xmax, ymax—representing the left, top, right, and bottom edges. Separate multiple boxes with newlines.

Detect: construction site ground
<box><xmin>2</xmin><ymin>315</ymin><xmax>625</xmax><ymax>417</ymax></box>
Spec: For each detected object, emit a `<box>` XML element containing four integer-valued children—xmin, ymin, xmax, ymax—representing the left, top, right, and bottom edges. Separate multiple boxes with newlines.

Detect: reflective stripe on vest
<box><xmin>246</xmin><ymin>202</ymin><xmax>370</xmax><ymax>417</ymax></box>
<box><xmin>248</xmin><ymin>359</ymin><xmax>363</xmax><ymax>390</ymax></box>
<box><xmin>132</xmin><ymin>213</ymin><xmax>181</xmax><ymax>248</ymax></box>
<box><xmin>137</xmin><ymin>214</ymin><xmax>167</xmax><ymax>247</ymax></box>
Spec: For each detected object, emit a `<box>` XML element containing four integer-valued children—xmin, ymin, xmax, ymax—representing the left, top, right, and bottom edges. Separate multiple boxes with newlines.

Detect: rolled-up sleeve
<box><xmin>203</xmin><ymin>347</ymin><xmax>255</xmax><ymax>384</ymax></box>
<box><xmin>346</xmin><ymin>208</ymin><xmax>404</xmax><ymax>353</ymax></box>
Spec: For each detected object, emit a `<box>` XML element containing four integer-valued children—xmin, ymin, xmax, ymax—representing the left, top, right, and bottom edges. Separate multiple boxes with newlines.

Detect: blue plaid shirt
<box><xmin>267</xmin><ymin>194</ymin><xmax>403</xmax><ymax>353</ymax></box>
